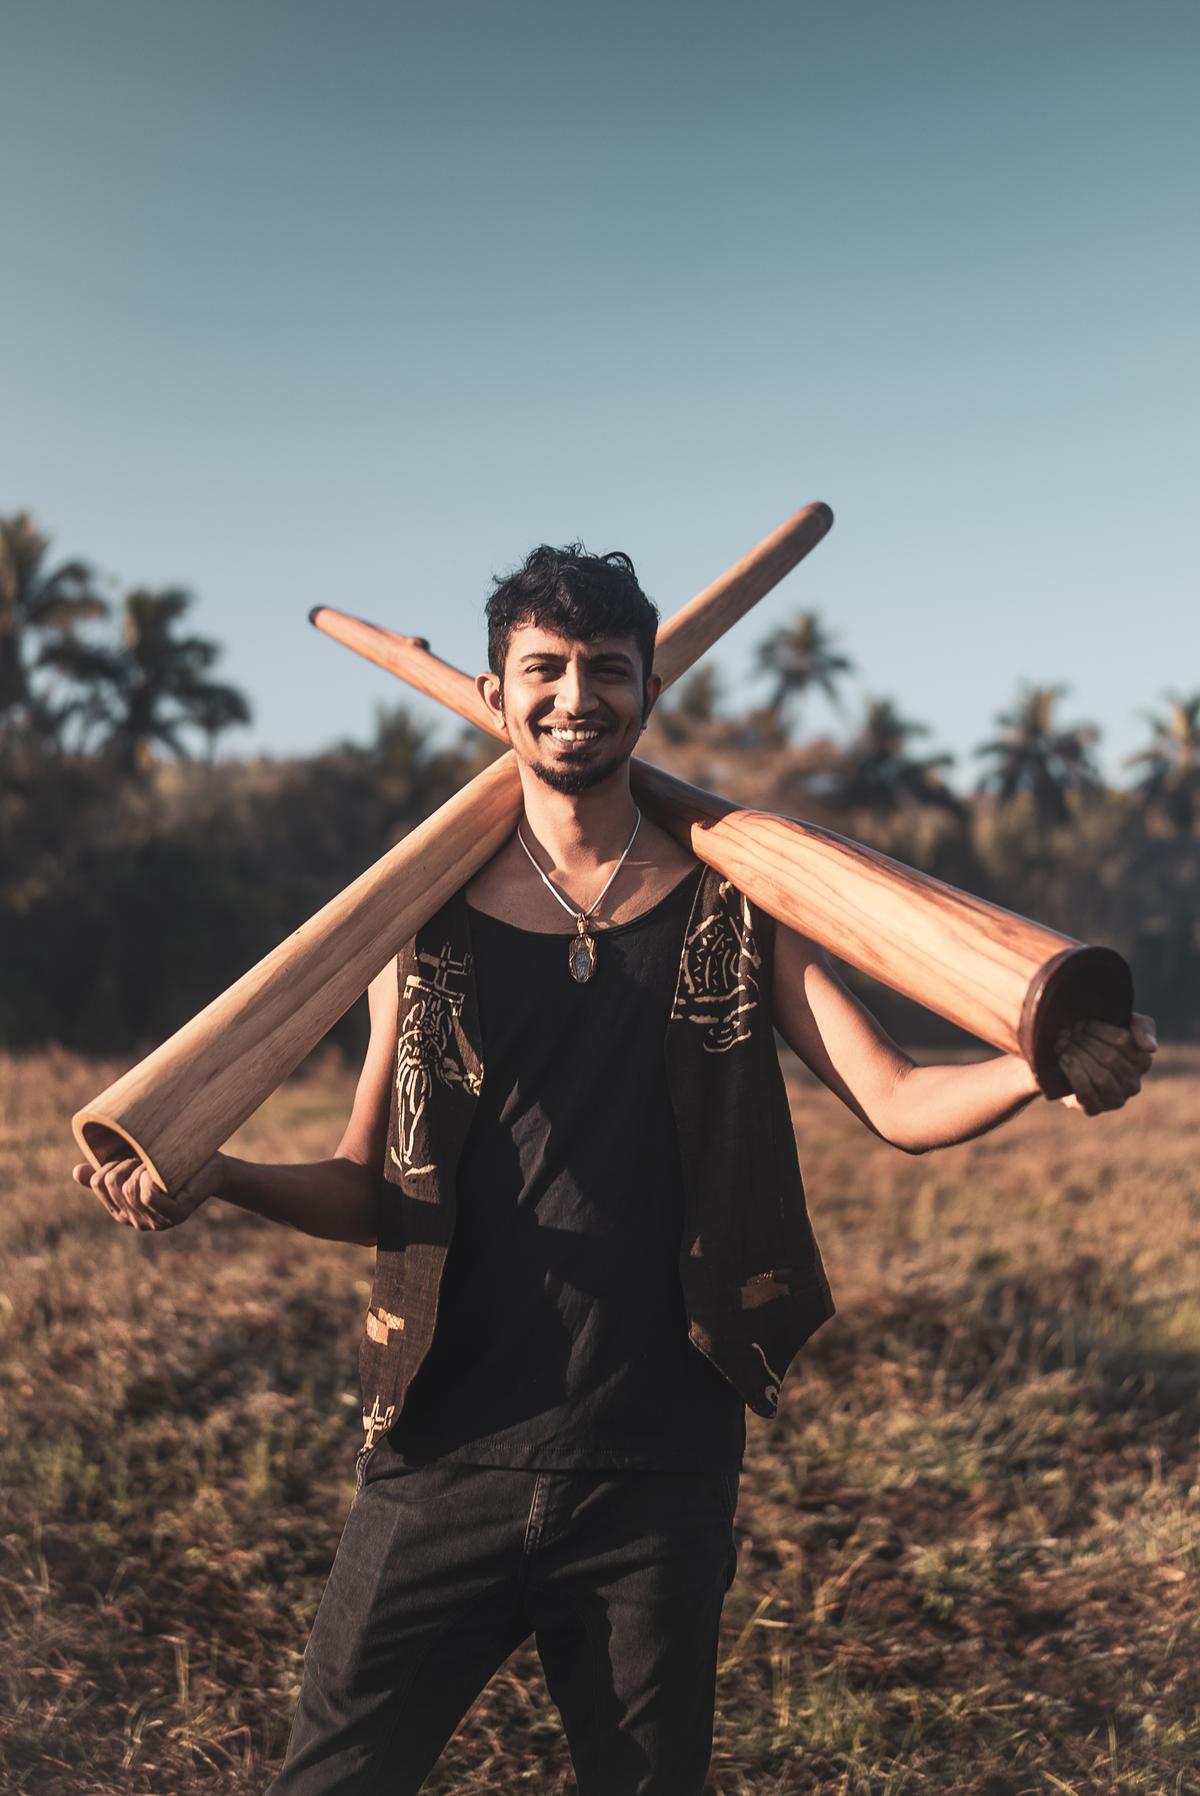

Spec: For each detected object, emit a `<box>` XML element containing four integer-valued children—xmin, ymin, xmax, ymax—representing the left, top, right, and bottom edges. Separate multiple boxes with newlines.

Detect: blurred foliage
<box><xmin>1</xmin><ymin>514</ymin><xmax>1196</xmax><ymax>1053</ymax></box>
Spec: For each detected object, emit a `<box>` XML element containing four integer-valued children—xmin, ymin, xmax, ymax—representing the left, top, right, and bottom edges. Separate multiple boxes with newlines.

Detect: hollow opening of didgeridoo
<box><xmin>1019</xmin><ymin>945</ymin><xmax>1135</xmax><ymax>1100</ymax></box>
<box><xmin>74</xmin><ymin>1114</ymin><xmax>168</xmax><ymax>1192</ymax></box>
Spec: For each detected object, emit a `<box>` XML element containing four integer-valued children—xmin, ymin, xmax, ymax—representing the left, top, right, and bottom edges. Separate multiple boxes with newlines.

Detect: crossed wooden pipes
<box><xmin>73</xmin><ymin>504</ymin><xmax>1133</xmax><ymax>1192</ymax></box>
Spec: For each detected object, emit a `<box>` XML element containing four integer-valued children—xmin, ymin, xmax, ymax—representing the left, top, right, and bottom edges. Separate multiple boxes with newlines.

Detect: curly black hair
<box><xmin>485</xmin><ymin>543</ymin><xmax>658</xmax><ymax>683</ymax></box>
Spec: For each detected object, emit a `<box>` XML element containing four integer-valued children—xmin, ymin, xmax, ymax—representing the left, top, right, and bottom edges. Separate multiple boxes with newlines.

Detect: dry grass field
<box><xmin>2</xmin><ymin>1043</ymin><xmax>1198</xmax><ymax>1795</ymax></box>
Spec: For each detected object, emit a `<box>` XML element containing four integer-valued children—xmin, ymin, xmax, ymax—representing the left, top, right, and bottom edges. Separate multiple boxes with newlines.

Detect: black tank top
<box><xmin>387</xmin><ymin>864</ymin><xmax>747</xmax><ymax>1472</ymax></box>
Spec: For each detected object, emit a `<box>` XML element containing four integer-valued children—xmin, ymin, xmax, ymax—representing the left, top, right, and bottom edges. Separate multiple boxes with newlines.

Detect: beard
<box><xmin>529</xmin><ymin>745</ymin><xmax>630</xmax><ymax>796</ymax></box>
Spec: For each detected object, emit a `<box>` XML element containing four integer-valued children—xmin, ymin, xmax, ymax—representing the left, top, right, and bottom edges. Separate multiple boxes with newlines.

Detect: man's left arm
<box><xmin>771</xmin><ymin>921</ymin><xmax>1157</xmax><ymax>1154</ymax></box>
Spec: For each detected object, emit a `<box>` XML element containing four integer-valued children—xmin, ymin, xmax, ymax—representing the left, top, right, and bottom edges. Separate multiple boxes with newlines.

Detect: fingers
<box><xmin>121</xmin><ymin>1162</ymin><xmax>176</xmax><ymax>1230</ymax></box>
<box><xmin>78</xmin><ymin>1155</ymin><xmax>174</xmax><ymax>1229</ymax></box>
<box><xmin>78</xmin><ymin>1157</ymin><xmax>126</xmax><ymax>1222</ymax></box>
<box><xmin>1059</xmin><ymin>1047</ymin><xmax>1132</xmax><ymax>1115</ymax></box>
<box><xmin>92</xmin><ymin>1158</ymin><xmax>125</xmax><ymax>1223</ymax></box>
<box><xmin>1060</xmin><ymin>1019</ymin><xmax>1153</xmax><ymax>1073</ymax></box>
<box><xmin>74</xmin><ymin>1154</ymin><xmax>217</xmax><ymax>1231</ymax></box>
<box><xmin>105</xmin><ymin>1158</ymin><xmax>153</xmax><ymax>1228</ymax></box>
<box><xmin>136</xmin><ymin>1181</ymin><xmax>201</xmax><ymax>1229</ymax></box>
<box><xmin>1054</xmin><ymin>1014</ymin><xmax>1158</xmax><ymax>1118</ymax></box>
<box><xmin>1055</xmin><ymin>1025</ymin><xmax>1146</xmax><ymax>1115</ymax></box>
<box><xmin>1083</xmin><ymin>1014</ymin><xmax>1157</xmax><ymax>1055</ymax></box>
<box><xmin>1072</xmin><ymin>1019</ymin><xmax>1139</xmax><ymax>1047</ymax></box>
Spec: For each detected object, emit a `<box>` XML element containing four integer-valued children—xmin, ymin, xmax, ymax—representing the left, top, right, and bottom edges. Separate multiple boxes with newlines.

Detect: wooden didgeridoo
<box><xmin>310</xmin><ymin>614</ymin><xmax>1134</xmax><ymax>1102</ymax></box>
<box><xmin>73</xmin><ymin>503</ymin><xmax>834</xmax><ymax>1188</ymax></box>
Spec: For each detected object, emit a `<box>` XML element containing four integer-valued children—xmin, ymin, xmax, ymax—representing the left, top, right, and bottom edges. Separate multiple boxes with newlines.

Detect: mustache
<box><xmin>538</xmin><ymin>716</ymin><xmax>611</xmax><ymax>728</ymax></box>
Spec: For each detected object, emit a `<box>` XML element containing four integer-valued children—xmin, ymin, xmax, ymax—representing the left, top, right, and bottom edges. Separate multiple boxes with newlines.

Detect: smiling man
<box><xmin>75</xmin><ymin>542</ymin><xmax>1156</xmax><ymax>1795</ymax></box>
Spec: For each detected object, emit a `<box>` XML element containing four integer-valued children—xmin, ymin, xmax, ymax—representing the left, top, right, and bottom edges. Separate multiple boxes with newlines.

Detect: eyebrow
<box><xmin>517</xmin><ymin>648</ymin><xmax>635</xmax><ymax>668</ymax></box>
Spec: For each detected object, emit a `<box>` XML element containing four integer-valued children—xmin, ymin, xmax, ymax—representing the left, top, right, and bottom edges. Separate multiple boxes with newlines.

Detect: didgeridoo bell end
<box><xmin>1019</xmin><ymin>944</ymin><xmax>1135</xmax><ymax>1099</ymax></box>
<box><xmin>72</xmin><ymin>1113</ymin><xmax>169</xmax><ymax>1189</ymax></box>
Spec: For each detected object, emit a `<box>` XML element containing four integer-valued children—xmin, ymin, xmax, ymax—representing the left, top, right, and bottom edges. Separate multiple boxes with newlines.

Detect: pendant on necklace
<box><xmin>569</xmin><ymin>914</ymin><xmax>597</xmax><ymax>983</ymax></box>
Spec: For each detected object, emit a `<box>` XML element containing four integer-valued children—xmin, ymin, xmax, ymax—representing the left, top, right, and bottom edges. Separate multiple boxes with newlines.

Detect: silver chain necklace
<box><xmin>516</xmin><ymin>810</ymin><xmax>642</xmax><ymax>983</ymax></box>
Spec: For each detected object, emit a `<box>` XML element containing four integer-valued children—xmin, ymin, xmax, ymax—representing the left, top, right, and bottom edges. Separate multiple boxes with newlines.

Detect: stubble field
<box><xmin>1</xmin><ymin>1044</ymin><xmax>1198</xmax><ymax>1795</ymax></box>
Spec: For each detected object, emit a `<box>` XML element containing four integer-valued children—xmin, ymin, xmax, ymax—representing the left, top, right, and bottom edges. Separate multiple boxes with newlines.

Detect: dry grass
<box><xmin>2</xmin><ymin>1043</ymin><xmax>1198</xmax><ymax>1795</ymax></box>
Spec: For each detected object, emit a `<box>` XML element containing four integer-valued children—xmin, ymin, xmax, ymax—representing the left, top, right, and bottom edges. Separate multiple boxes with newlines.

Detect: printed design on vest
<box><xmin>365</xmin><ymin>1307</ymin><xmax>404</xmax><ymax>1345</ymax></box>
<box><xmin>361</xmin><ymin>1394</ymin><xmax>395</xmax><ymax>1454</ymax></box>
<box><xmin>671</xmin><ymin>880</ymin><xmax>761</xmax><ymax>1052</ymax></box>
<box><xmin>392</xmin><ymin>943</ymin><xmax>482</xmax><ymax>1177</ymax></box>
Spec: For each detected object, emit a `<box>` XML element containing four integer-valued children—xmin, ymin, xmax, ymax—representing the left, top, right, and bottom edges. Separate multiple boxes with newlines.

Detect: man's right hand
<box><xmin>71</xmin><ymin>1152</ymin><xmax>227</xmax><ymax>1231</ymax></box>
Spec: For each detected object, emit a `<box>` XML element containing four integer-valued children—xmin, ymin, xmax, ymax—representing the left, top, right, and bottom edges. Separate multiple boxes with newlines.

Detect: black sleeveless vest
<box><xmin>357</xmin><ymin>864</ymin><xmax>836</xmax><ymax>1480</ymax></box>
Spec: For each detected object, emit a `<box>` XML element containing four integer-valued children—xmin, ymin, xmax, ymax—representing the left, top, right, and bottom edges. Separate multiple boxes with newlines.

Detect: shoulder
<box><xmin>696</xmin><ymin>865</ymin><xmax>775</xmax><ymax>939</ymax></box>
<box><xmin>637</xmin><ymin>814</ymin><xmax>701</xmax><ymax>881</ymax></box>
<box><xmin>463</xmin><ymin>834</ymin><xmax>526</xmax><ymax>916</ymax></box>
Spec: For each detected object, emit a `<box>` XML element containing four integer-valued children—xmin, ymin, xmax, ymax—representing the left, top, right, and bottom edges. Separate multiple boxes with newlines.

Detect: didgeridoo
<box><xmin>310</xmin><ymin>614</ymin><xmax>1133</xmax><ymax>1101</ymax></box>
<box><xmin>73</xmin><ymin>504</ymin><xmax>833</xmax><ymax>1189</ymax></box>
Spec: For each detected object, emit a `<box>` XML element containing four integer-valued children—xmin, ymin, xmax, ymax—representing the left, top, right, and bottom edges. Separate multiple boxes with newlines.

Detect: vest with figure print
<box><xmin>356</xmin><ymin>862</ymin><xmax>837</xmax><ymax>1482</ymax></box>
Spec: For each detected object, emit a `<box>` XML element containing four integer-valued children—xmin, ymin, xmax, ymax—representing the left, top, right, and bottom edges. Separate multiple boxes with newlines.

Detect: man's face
<box><xmin>480</xmin><ymin>623</ymin><xmax>660</xmax><ymax>795</ymax></box>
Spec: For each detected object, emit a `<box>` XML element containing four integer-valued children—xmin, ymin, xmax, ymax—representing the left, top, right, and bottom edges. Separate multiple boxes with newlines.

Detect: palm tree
<box><xmin>0</xmin><ymin>511</ymin><xmax>108</xmax><ymax>750</ymax></box>
<box><xmin>43</xmin><ymin>587</ymin><xmax>251</xmax><ymax>775</ymax></box>
<box><xmin>189</xmin><ymin>683</ymin><xmax>257</xmax><ymax>765</ymax></box>
<box><xmin>754</xmin><ymin>610</ymin><xmax>854</xmax><ymax>733</ymax></box>
<box><xmin>974</xmin><ymin>683</ymin><xmax>1102</xmax><ymax>831</ymax></box>
<box><xmin>834</xmin><ymin>696</ymin><xmax>964</xmax><ymax>817</ymax></box>
<box><xmin>1124</xmin><ymin>691</ymin><xmax>1200</xmax><ymax>834</ymax></box>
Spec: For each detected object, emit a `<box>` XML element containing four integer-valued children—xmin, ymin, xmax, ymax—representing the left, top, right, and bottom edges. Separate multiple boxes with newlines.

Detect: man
<box><xmin>75</xmin><ymin>544</ymin><xmax>1157</xmax><ymax>1795</ymax></box>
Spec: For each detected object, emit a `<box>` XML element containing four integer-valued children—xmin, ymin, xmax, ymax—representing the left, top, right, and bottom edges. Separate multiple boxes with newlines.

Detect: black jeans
<box><xmin>267</xmin><ymin>1439</ymin><xmax>741</xmax><ymax>1796</ymax></box>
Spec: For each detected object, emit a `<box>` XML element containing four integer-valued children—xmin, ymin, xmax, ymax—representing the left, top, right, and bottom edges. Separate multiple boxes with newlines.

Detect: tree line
<box><xmin>2</xmin><ymin>511</ymin><xmax>1196</xmax><ymax>1054</ymax></box>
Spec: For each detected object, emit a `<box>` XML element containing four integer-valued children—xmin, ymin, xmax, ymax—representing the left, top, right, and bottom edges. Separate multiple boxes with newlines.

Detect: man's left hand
<box><xmin>1055</xmin><ymin>1013</ymin><xmax>1157</xmax><ymax>1114</ymax></box>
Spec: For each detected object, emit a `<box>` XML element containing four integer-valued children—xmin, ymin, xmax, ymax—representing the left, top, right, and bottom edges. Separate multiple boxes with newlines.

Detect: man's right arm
<box><xmin>72</xmin><ymin>958</ymin><xmax>401</xmax><ymax>1245</ymax></box>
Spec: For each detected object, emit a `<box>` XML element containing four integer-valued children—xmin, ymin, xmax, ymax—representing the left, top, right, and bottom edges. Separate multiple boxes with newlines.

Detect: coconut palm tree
<box><xmin>973</xmin><ymin>683</ymin><xmax>1102</xmax><ymax>831</ymax></box>
<box><xmin>1124</xmin><ymin>691</ymin><xmax>1200</xmax><ymax>834</ymax></box>
<box><xmin>834</xmin><ymin>696</ymin><xmax>964</xmax><ymax>817</ymax></box>
<box><xmin>42</xmin><ymin>587</ymin><xmax>251</xmax><ymax>775</ymax></box>
<box><xmin>0</xmin><ymin>510</ymin><xmax>108</xmax><ymax>750</ymax></box>
<box><xmin>754</xmin><ymin>610</ymin><xmax>854</xmax><ymax>732</ymax></box>
<box><xmin>188</xmin><ymin>683</ymin><xmax>257</xmax><ymax>765</ymax></box>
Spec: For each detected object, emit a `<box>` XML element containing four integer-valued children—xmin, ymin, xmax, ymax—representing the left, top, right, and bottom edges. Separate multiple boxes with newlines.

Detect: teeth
<box><xmin>549</xmin><ymin>727</ymin><xmax>601</xmax><ymax>742</ymax></box>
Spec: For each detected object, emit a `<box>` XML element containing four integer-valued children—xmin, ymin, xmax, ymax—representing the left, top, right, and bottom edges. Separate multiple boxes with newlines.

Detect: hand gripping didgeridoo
<box><xmin>72</xmin><ymin>503</ymin><xmax>835</xmax><ymax>1190</ymax></box>
<box><xmin>310</xmin><ymin>607</ymin><xmax>1134</xmax><ymax>1106</ymax></box>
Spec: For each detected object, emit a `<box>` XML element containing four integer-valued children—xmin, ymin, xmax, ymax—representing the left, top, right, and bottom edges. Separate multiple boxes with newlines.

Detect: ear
<box><xmin>639</xmin><ymin>671</ymin><xmax>663</xmax><ymax>730</ymax></box>
<box><xmin>476</xmin><ymin>669</ymin><xmax>509</xmax><ymax>735</ymax></box>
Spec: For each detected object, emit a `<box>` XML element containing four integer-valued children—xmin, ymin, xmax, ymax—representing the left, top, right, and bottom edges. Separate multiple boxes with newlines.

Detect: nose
<box><xmin>557</xmin><ymin>659</ymin><xmax>600</xmax><ymax>717</ymax></box>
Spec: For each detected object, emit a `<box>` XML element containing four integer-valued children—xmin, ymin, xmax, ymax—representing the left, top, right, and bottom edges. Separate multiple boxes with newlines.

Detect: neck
<box><xmin>515</xmin><ymin>761</ymin><xmax>639</xmax><ymax>876</ymax></box>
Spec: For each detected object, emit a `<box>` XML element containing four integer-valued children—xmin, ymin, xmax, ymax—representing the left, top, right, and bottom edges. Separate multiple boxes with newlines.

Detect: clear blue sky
<box><xmin>3</xmin><ymin>0</ymin><xmax>1196</xmax><ymax>791</ymax></box>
